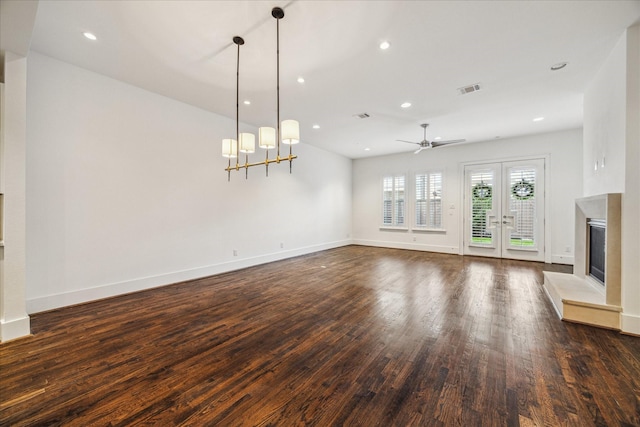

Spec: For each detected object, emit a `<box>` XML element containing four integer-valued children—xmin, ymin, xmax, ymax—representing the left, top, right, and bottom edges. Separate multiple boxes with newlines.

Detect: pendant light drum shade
<box><xmin>239</xmin><ymin>132</ymin><xmax>256</xmax><ymax>153</ymax></box>
<box><xmin>222</xmin><ymin>138</ymin><xmax>238</xmax><ymax>158</ymax></box>
<box><xmin>281</xmin><ymin>119</ymin><xmax>300</xmax><ymax>145</ymax></box>
<box><xmin>259</xmin><ymin>127</ymin><xmax>276</xmax><ymax>149</ymax></box>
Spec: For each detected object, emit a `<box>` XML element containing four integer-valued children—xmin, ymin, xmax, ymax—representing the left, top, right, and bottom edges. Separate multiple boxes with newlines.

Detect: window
<box><xmin>382</xmin><ymin>175</ymin><xmax>405</xmax><ymax>226</ymax></box>
<box><xmin>415</xmin><ymin>172</ymin><xmax>443</xmax><ymax>229</ymax></box>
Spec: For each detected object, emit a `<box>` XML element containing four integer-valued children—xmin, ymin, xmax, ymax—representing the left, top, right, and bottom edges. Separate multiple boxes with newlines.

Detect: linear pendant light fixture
<box><xmin>223</xmin><ymin>6</ymin><xmax>299</xmax><ymax>180</ymax></box>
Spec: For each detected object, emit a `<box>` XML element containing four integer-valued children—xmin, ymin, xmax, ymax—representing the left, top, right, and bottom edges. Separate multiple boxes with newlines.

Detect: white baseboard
<box><xmin>621</xmin><ymin>313</ymin><xmax>640</xmax><ymax>336</ymax></box>
<box><xmin>352</xmin><ymin>239</ymin><xmax>458</xmax><ymax>254</ymax></box>
<box><xmin>551</xmin><ymin>254</ymin><xmax>574</xmax><ymax>265</ymax></box>
<box><xmin>1</xmin><ymin>315</ymin><xmax>31</xmax><ymax>342</ymax></box>
<box><xmin>354</xmin><ymin>241</ymin><xmax>575</xmax><ymax>263</ymax></box>
<box><xmin>27</xmin><ymin>239</ymin><xmax>352</xmax><ymax>314</ymax></box>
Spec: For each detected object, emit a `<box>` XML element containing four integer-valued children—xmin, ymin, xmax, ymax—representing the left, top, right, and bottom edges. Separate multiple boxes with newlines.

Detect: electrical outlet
<box><xmin>233</xmin><ymin>249</ymin><xmax>238</xmax><ymax>256</ymax></box>
<box><xmin>280</xmin><ymin>242</ymin><xmax>284</xmax><ymax>249</ymax></box>
<box><xmin>413</xmin><ymin>237</ymin><xmax>417</xmax><ymax>242</ymax></box>
<box><xmin>565</xmin><ymin>246</ymin><xmax>571</xmax><ymax>253</ymax></box>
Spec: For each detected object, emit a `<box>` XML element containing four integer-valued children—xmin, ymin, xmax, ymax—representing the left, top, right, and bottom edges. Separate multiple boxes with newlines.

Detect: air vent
<box><xmin>354</xmin><ymin>113</ymin><xmax>370</xmax><ymax>119</ymax></box>
<box><xmin>458</xmin><ymin>83</ymin><xmax>482</xmax><ymax>95</ymax></box>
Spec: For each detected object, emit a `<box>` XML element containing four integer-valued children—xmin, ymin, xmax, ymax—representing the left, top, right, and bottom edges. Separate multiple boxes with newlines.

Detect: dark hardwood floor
<box><xmin>2</xmin><ymin>246</ymin><xmax>639</xmax><ymax>426</ymax></box>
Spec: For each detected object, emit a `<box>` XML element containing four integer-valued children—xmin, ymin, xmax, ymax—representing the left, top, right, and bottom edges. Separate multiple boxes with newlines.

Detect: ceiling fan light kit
<box><xmin>396</xmin><ymin>123</ymin><xmax>466</xmax><ymax>154</ymax></box>
<box><xmin>222</xmin><ymin>6</ymin><xmax>299</xmax><ymax>180</ymax></box>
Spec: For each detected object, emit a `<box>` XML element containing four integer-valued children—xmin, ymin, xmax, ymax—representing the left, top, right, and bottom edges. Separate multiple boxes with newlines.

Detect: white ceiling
<box><xmin>26</xmin><ymin>0</ymin><xmax>640</xmax><ymax>159</ymax></box>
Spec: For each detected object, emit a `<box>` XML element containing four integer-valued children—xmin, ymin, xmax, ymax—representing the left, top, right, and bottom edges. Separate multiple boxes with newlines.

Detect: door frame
<box><xmin>457</xmin><ymin>154</ymin><xmax>551</xmax><ymax>263</ymax></box>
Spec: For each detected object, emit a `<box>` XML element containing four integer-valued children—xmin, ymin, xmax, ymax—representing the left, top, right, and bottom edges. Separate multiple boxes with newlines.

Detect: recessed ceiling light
<box><xmin>364</xmin><ymin>147</ymin><xmax>371</xmax><ymax>151</ymax></box>
<box><xmin>550</xmin><ymin>62</ymin><xmax>568</xmax><ymax>71</ymax></box>
<box><xmin>533</xmin><ymin>117</ymin><xmax>545</xmax><ymax>122</ymax></box>
<box><xmin>83</xmin><ymin>32</ymin><xmax>97</xmax><ymax>41</ymax></box>
<box><xmin>434</xmin><ymin>136</ymin><xmax>442</xmax><ymax>141</ymax></box>
<box><xmin>400</xmin><ymin>102</ymin><xmax>412</xmax><ymax>108</ymax></box>
<box><xmin>379</xmin><ymin>41</ymin><xmax>390</xmax><ymax>50</ymax></box>
<box><xmin>312</xmin><ymin>124</ymin><xmax>320</xmax><ymax>129</ymax></box>
<box><xmin>243</xmin><ymin>100</ymin><xmax>251</xmax><ymax>105</ymax></box>
<box><xmin>297</xmin><ymin>77</ymin><xmax>305</xmax><ymax>83</ymax></box>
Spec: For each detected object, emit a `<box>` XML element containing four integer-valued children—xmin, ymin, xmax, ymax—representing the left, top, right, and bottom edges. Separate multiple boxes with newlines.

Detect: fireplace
<box><xmin>573</xmin><ymin>194</ymin><xmax>621</xmax><ymax>306</ymax></box>
<box><xmin>588</xmin><ymin>219</ymin><xmax>606</xmax><ymax>285</ymax></box>
<box><xmin>542</xmin><ymin>193</ymin><xmax>622</xmax><ymax>330</ymax></box>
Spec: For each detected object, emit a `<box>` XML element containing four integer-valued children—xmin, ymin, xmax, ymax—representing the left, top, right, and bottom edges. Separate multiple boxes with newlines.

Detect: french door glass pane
<box><xmin>470</xmin><ymin>170</ymin><xmax>494</xmax><ymax>245</ymax></box>
<box><xmin>507</xmin><ymin>167</ymin><xmax>536</xmax><ymax>248</ymax></box>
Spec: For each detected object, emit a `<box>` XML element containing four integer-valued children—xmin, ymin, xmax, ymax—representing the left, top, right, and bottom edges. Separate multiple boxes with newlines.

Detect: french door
<box><xmin>463</xmin><ymin>159</ymin><xmax>545</xmax><ymax>261</ymax></box>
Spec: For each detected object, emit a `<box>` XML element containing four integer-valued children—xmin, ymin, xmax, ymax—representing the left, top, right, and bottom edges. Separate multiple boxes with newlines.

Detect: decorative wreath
<box><xmin>511</xmin><ymin>180</ymin><xmax>534</xmax><ymax>200</ymax></box>
<box><xmin>472</xmin><ymin>183</ymin><xmax>492</xmax><ymax>199</ymax></box>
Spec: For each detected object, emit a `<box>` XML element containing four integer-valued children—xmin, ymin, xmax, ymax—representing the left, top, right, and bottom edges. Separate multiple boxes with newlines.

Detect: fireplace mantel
<box><xmin>543</xmin><ymin>193</ymin><xmax>622</xmax><ymax>330</ymax></box>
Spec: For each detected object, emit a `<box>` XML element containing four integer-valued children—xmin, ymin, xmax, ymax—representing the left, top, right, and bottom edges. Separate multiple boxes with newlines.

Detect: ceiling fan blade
<box><xmin>414</xmin><ymin>147</ymin><xmax>425</xmax><ymax>154</ymax></box>
<box><xmin>396</xmin><ymin>139</ymin><xmax>420</xmax><ymax>145</ymax></box>
<box><xmin>431</xmin><ymin>139</ymin><xmax>466</xmax><ymax>147</ymax></box>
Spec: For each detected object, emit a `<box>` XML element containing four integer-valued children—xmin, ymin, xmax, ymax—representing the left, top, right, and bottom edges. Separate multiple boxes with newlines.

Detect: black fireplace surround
<box><xmin>588</xmin><ymin>219</ymin><xmax>606</xmax><ymax>285</ymax></box>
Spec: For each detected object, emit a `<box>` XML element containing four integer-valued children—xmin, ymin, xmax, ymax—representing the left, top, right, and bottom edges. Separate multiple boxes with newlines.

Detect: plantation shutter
<box><xmin>382</xmin><ymin>176</ymin><xmax>393</xmax><ymax>225</ymax></box>
<box><xmin>382</xmin><ymin>175</ymin><xmax>406</xmax><ymax>227</ymax></box>
<box><xmin>415</xmin><ymin>172</ymin><xmax>443</xmax><ymax>229</ymax></box>
<box><xmin>428</xmin><ymin>172</ymin><xmax>442</xmax><ymax>229</ymax></box>
<box><xmin>394</xmin><ymin>175</ymin><xmax>405</xmax><ymax>226</ymax></box>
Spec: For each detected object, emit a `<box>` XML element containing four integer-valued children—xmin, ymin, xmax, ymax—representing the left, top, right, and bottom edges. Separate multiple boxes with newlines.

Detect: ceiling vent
<box><xmin>354</xmin><ymin>113</ymin><xmax>370</xmax><ymax>119</ymax></box>
<box><xmin>458</xmin><ymin>83</ymin><xmax>482</xmax><ymax>95</ymax></box>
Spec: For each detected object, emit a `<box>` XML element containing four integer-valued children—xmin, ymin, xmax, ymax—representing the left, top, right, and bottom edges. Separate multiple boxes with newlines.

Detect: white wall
<box><xmin>623</xmin><ymin>24</ymin><xmax>640</xmax><ymax>335</ymax></box>
<box><xmin>25</xmin><ymin>52</ymin><xmax>352</xmax><ymax>313</ymax></box>
<box><xmin>352</xmin><ymin>128</ymin><xmax>583</xmax><ymax>264</ymax></box>
<box><xmin>0</xmin><ymin>52</ymin><xmax>31</xmax><ymax>341</ymax></box>
<box><xmin>583</xmin><ymin>26</ymin><xmax>640</xmax><ymax>335</ymax></box>
<box><xmin>583</xmin><ymin>32</ymin><xmax>627</xmax><ymax>196</ymax></box>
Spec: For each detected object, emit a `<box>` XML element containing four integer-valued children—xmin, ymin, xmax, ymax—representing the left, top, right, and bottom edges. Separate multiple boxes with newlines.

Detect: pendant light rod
<box><xmin>234</xmin><ymin>36</ymin><xmax>243</xmax><ymax>176</ymax></box>
<box><xmin>272</xmin><ymin>7</ymin><xmax>295</xmax><ymax>174</ymax></box>
<box><xmin>274</xmin><ymin>7</ymin><xmax>283</xmax><ymax>159</ymax></box>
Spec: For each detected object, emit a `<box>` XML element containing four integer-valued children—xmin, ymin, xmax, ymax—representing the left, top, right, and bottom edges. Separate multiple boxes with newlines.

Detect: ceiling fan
<box><xmin>397</xmin><ymin>123</ymin><xmax>466</xmax><ymax>154</ymax></box>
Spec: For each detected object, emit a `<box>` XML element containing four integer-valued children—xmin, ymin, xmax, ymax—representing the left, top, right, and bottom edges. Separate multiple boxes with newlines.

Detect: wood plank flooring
<box><xmin>2</xmin><ymin>246</ymin><xmax>639</xmax><ymax>426</ymax></box>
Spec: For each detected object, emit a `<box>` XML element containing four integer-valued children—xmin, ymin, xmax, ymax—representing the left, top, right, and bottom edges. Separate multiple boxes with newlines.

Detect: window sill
<box><xmin>468</xmin><ymin>243</ymin><xmax>495</xmax><ymax>249</ymax></box>
<box><xmin>380</xmin><ymin>226</ymin><xmax>409</xmax><ymax>231</ymax></box>
<box><xmin>412</xmin><ymin>228</ymin><xmax>446</xmax><ymax>233</ymax></box>
<box><xmin>507</xmin><ymin>246</ymin><xmax>539</xmax><ymax>252</ymax></box>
